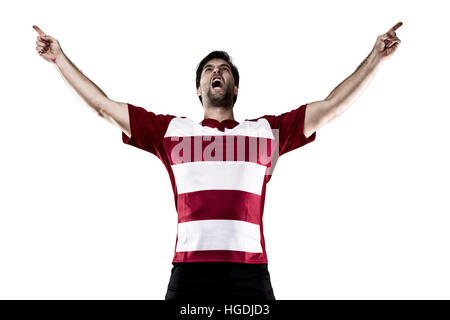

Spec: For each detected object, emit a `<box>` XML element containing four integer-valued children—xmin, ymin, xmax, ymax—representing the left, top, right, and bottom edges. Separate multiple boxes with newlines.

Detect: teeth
<box><xmin>212</xmin><ymin>79</ymin><xmax>222</xmax><ymax>88</ymax></box>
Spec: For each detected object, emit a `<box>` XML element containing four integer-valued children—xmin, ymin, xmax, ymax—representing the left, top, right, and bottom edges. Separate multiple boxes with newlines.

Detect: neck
<box><xmin>203</xmin><ymin>105</ymin><xmax>235</xmax><ymax>122</ymax></box>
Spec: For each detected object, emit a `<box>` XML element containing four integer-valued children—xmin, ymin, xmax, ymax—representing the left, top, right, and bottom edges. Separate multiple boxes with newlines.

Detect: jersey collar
<box><xmin>200</xmin><ymin>118</ymin><xmax>240</xmax><ymax>131</ymax></box>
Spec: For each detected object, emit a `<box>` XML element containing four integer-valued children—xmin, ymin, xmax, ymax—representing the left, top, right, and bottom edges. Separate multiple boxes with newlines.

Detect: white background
<box><xmin>1</xmin><ymin>0</ymin><xmax>449</xmax><ymax>299</ymax></box>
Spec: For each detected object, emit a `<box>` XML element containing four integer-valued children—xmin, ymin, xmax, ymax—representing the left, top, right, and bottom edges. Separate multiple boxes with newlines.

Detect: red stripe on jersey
<box><xmin>172</xmin><ymin>250</ymin><xmax>267</xmax><ymax>264</ymax></box>
<box><xmin>177</xmin><ymin>190</ymin><xmax>262</xmax><ymax>224</ymax></box>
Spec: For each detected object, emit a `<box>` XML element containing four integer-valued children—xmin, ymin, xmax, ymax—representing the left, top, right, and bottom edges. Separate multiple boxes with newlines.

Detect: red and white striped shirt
<box><xmin>122</xmin><ymin>103</ymin><xmax>316</xmax><ymax>264</ymax></box>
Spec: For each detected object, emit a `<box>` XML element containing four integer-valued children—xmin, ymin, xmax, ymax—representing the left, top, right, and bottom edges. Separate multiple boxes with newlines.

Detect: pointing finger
<box><xmin>388</xmin><ymin>21</ymin><xmax>403</xmax><ymax>34</ymax></box>
<box><xmin>32</xmin><ymin>25</ymin><xmax>52</xmax><ymax>42</ymax></box>
<box><xmin>392</xmin><ymin>21</ymin><xmax>403</xmax><ymax>31</ymax></box>
<box><xmin>32</xmin><ymin>25</ymin><xmax>46</xmax><ymax>37</ymax></box>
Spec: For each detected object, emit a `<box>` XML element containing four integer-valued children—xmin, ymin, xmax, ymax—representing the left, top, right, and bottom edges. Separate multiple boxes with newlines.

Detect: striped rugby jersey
<box><xmin>122</xmin><ymin>103</ymin><xmax>316</xmax><ymax>264</ymax></box>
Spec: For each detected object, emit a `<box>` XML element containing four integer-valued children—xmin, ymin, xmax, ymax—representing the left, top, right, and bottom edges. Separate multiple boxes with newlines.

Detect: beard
<box><xmin>205</xmin><ymin>83</ymin><xmax>234</xmax><ymax>108</ymax></box>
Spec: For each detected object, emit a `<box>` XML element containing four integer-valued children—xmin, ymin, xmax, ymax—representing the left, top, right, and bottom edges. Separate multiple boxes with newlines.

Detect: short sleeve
<box><xmin>258</xmin><ymin>103</ymin><xmax>316</xmax><ymax>156</ymax></box>
<box><xmin>122</xmin><ymin>103</ymin><xmax>176</xmax><ymax>157</ymax></box>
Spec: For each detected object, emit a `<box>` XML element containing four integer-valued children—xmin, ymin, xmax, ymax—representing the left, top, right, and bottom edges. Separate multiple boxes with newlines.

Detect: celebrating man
<box><xmin>33</xmin><ymin>22</ymin><xmax>402</xmax><ymax>300</ymax></box>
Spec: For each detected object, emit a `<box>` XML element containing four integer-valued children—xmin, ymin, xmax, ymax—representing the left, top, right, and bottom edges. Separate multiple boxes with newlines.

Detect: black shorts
<box><xmin>164</xmin><ymin>262</ymin><xmax>276</xmax><ymax>301</ymax></box>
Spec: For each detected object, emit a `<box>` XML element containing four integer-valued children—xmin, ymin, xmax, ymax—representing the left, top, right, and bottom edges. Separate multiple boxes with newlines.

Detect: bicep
<box><xmin>304</xmin><ymin>100</ymin><xmax>335</xmax><ymax>138</ymax></box>
<box><xmin>98</xmin><ymin>98</ymin><xmax>131</xmax><ymax>137</ymax></box>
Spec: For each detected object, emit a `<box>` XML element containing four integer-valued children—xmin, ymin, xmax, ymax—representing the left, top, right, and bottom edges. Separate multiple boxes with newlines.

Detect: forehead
<box><xmin>203</xmin><ymin>58</ymin><xmax>230</xmax><ymax>69</ymax></box>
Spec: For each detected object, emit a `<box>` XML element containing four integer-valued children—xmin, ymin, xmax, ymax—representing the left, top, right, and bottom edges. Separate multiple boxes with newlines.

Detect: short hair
<box><xmin>195</xmin><ymin>50</ymin><xmax>240</xmax><ymax>105</ymax></box>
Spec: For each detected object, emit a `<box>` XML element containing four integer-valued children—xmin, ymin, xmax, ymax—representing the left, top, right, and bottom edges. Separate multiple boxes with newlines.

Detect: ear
<box><xmin>196</xmin><ymin>87</ymin><xmax>201</xmax><ymax>97</ymax></box>
<box><xmin>234</xmin><ymin>85</ymin><xmax>238</xmax><ymax>96</ymax></box>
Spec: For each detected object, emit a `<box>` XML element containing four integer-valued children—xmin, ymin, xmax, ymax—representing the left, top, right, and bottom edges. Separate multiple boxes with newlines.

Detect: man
<box><xmin>33</xmin><ymin>22</ymin><xmax>402</xmax><ymax>300</ymax></box>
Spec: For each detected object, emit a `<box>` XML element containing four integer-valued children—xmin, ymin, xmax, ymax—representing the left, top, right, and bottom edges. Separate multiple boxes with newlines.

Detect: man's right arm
<box><xmin>54</xmin><ymin>54</ymin><xmax>131</xmax><ymax>137</ymax></box>
<box><xmin>33</xmin><ymin>25</ymin><xmax>131</xmax><ymax>137</ymax></box>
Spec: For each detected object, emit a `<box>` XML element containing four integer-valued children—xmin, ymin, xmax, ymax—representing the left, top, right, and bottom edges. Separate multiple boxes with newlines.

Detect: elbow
<box><xmin>97</xmin><ymin>107</ymin><xmax>106</xmax><ymax>118</ymax></box>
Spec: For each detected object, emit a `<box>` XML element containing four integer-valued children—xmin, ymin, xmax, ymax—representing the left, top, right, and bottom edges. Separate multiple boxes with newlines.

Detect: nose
<box><xmin>213</xmin><ymin>67</ymin><xmax>221</xmax><ymax>75</ymax></box>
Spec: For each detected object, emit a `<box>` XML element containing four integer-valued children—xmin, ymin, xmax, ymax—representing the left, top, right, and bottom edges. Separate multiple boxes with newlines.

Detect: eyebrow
<box><xmin>203</xmin><ymin>63</ymin><xmax>230</xmax><ymax>70</ymax></box>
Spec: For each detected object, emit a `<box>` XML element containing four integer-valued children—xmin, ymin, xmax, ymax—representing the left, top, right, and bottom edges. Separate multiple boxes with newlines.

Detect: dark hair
<box><xmin>195</xmin><ymin>50</ymin><xmax>240</xmax><ymax>105</ymax></box>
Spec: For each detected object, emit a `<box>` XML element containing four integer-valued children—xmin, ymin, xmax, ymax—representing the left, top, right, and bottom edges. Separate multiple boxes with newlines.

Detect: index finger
<box><xmin>389</xmin><ymin>21</ymin><xmax>403</xmax><ymax>33</ymax></box>
<box><xmin>32</xmin><ymin>25</ymin><xmax>46</xmax><ymax>37</ymax></box>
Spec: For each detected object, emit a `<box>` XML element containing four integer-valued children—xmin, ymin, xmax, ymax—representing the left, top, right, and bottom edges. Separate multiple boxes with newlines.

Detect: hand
<box><xmin>33</xmin><ymin>25</ymin><xmax>64</xmax><ymax>64</ymax></box>
<box><xmin>372</xmin><ymin>22</ymin><xmax>403</xmax><ymax>61</ymax></box>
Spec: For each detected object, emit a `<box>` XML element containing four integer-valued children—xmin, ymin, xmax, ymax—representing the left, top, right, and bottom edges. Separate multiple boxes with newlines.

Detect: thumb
<box><xmin>40</xmin><ymin>34</ymin><xmax>53</xmax><ymax>41</ymax></box>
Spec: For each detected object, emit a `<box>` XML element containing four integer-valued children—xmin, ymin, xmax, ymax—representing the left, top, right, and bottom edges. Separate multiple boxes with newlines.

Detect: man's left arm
<box><xmin>303</xmin><ymin>22</ymin><xmax>403</xmax><ymax>138</ymax></box>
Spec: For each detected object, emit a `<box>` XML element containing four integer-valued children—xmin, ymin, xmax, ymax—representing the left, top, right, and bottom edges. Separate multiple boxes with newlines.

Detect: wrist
<box><xmin>368</xmin><ymin>48</ymin><xmax>382</xmax><ymax>67</ymax></box>
<box><xmin>55</xmin><ymin>53</ymin><xmax>67</xmax><ymax>68</ymax></box>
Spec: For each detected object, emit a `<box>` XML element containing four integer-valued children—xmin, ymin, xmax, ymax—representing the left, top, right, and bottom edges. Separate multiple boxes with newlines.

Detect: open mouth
<box><xmin>212</xmin><ymin>78</ymin><xmax>223</xmax><ymax>89</ymax></box>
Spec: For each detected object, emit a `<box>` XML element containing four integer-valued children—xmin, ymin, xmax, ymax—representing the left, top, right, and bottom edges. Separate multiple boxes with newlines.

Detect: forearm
<box><xmin>325</xmin><ymin>49</ymin><xmax>382</xmax><ymax>117</ymax></box>
<box><xmin>55</xmin><ymin>53</ymin><xmax>108</xmax><ymax>115</ymax></box>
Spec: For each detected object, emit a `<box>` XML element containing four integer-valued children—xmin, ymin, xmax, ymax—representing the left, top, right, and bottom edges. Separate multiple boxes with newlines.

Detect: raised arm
<box><xmin>303</xmin><ymin>22</ymin><xmax>403</xmax><ymax>138</ymax></box>
<box><xmin>33</xmin><ymin>25</ymin><xmax>131</xmax><ymax>137</ymax></box>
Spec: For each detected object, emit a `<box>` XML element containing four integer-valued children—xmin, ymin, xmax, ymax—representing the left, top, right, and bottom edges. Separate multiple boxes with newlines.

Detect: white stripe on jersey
<box><xmin>171</xmin><ymin>161</ymin><xmax>267</xmax><ymax>195</ymax></box>
<box><xmin>176</xmin><ymin>219</ymin><xmax>262</xmax><ymax>253</ymax></box>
